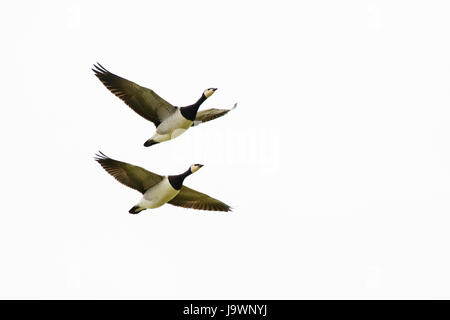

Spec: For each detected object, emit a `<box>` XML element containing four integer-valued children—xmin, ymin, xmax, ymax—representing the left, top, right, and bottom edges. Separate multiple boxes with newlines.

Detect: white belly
<box><xmin>152</xmin><ymin>109</ymin><xmax>192</xmax><ymax>142</ymax></box>
<box><xmin>138</xmin><ymin>177</ymin><xmax>179</xmax><ymax>209</ymax></box>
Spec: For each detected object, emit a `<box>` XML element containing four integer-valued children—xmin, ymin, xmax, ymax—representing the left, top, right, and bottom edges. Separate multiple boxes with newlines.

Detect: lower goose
<box><xmin>94</xmin><ymin>152</ymin><xmax>231</xmax><ymax>213</ymax></box>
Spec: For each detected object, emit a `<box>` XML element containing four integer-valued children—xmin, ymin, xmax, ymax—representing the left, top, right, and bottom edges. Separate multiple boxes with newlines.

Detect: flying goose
<box><xmin>94</xmin><ymin>152</ymin><xmax>232</xmax><ymax>213</ymax></box>
<box><xmin>92</xmin><ymin>63</ymin><xmax>237</xmax><ymax>147</ymax></box>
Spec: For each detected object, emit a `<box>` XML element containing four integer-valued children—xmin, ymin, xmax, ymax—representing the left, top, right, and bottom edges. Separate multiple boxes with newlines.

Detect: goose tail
<box><xmin>143</xmin><ymin>139</ymin><xmax>159</xmax><ymax>147</ymax></box>
<box><xmin>129</xmin><ymin>205</ymin><xmax>145</xmax><ymax>214</ymax></box>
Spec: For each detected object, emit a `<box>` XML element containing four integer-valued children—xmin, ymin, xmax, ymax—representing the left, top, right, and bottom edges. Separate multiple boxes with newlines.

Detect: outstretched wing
<box><xmin>93</xmin><ymin>63</ymin><xmax>176</xmax><ymax>127</ymax></box>
<box><xmin>94</xmin><ymin>151</ymin><xmax>163</xmax><ymax>194</ymax></box>
<box><xmin>168</xmin><ymin>186</ymin><xmax>232</xmax><ymax>212</ymax></box>
<box><xmin>193</xmin><ymin>103</ymin><xmax>237</xmax><ymax>126</ymax></box>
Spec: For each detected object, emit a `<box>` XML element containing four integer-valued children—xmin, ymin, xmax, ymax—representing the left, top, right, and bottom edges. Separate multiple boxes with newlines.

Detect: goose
<box><xmin>92</xmin><ymin>63</ymin><xmax>237</xmax><ymax>147</ymax></box>
<box><xmin>94</xmin><ymin>152</ymin><xmax>232</xmax><ymax>213</ymax></box>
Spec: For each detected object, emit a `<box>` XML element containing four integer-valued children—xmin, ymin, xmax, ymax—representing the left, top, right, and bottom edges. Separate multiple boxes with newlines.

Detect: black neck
<box><xmin>168</xmin><ymin>169</ymin><xmax>192</xmax><ymax>190</ymax></box>
<box><xmin>180</xmin><ymin>94</ymin><xmax>207</xmax><ymax>121</ymax></box>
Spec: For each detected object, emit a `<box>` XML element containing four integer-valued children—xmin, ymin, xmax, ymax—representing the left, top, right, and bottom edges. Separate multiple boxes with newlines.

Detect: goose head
<box><xmin>189</xmin><ymin>164</ymin><xmax>204</xmax><ymax>173</ymax></box>
<box><xmin>203</xmin><ymin>88</ymin><xmax>217</xmax><ymax>98</ymax></box>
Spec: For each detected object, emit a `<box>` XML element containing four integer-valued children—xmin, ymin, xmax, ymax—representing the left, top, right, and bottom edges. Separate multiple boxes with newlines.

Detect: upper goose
<box><xmin>94</xmin><ymin>152</ymin><xmax>232</xmax><ymax>213</ymax></box>
<box><xmin>92</xmin><ymin>63</ymin><xmax>237</xmax><ymax>147</ymax></box>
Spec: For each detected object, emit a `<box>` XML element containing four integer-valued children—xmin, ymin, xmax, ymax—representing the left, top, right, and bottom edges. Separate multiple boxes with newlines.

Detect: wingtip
<box><xmin>231</xmin><ymin>103</ymin><xmax>238</xmax><ymax>110</ymax></box>
<box><xmin>92</xmin><ymin>62</ymin><xmax>108</xmax><ymax>74</ymax></box>
<box><xmin>94</xmin><ymin>150</ymin><xmax>108</xmax><ymax>162</ymax></box>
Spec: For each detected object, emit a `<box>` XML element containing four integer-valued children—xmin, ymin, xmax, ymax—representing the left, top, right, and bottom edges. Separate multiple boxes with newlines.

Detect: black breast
<box><xmin>168</xmin><ymin>175</ymin><xmax>184</xmax><ymax>190</ymax></box>
<box><xmin>168</xmin><ymin>169</ymin><xmax>192</xmax><ymax>190</ymax></box>
<box><xmin>180</xmin><ymin>94</ymin><xmax>206</xmax><ymax>121</ymax></box>
<box><xmin>180</xmin><ymin>105</ymin><xmax>198</xmax><ymax>121</ymax></box>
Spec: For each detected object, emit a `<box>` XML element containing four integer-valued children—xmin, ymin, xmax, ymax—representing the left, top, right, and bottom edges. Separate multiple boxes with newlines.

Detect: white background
<box><xmin>1</xmin><ymin>0</ymin><xmax>450</xmax><ymax>299</ymax></box>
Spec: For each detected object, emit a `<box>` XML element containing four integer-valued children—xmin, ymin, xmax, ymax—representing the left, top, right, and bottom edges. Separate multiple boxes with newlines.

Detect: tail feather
<box><xmin>129</xmin><ymin>205</ymin><xmax>145</xmax><ymax>214</ymax></box>
<box><xmin>143</xmin><ymin>139</ymin><xmax>159</xmax><ymax>147</ymax></box>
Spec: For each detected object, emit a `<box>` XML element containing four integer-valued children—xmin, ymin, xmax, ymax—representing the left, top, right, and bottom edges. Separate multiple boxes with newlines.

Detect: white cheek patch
<box><xmin>191</xmin><ymin>166</ymin><xmax>199</xmax><ymax>173</ymax></box>
<box><xmin>204</xmin><ymin>90</ymin><xmax>214</xmax><ymax>98</ymax></box>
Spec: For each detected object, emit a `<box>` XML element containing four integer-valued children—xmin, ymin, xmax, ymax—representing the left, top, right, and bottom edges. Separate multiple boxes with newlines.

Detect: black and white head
<box><xmin>203</xmin><ymin>88</ymin><xmax>217</xmax><ymax>98</ymax></box>
<box><xmin>189</xmin><ymin>164</ymin><xmax>204</xmax><ymax>173</ymax></box>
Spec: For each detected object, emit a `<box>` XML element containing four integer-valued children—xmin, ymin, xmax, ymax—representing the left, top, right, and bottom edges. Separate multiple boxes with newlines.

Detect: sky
<box><xmin>1</xmin><ymin>0</ymin><xmax>450</xmax><ymax>299</ymax></box>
